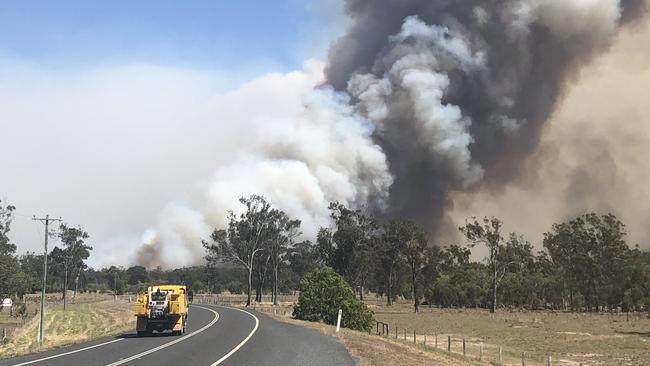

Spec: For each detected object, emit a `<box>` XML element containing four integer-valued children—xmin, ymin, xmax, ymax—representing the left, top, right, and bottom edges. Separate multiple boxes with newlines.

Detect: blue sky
<box><xmin>0</xmin><ymin>0</ymin><xmax>342</xmax><ymax>72</ymax></box>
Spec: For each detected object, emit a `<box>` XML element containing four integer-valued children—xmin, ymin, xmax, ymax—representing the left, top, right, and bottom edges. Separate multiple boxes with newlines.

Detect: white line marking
<box><xmin>9</xmin><ymin>339</ymin><xmax>124</xmax><ymax>366</ymax></box>
<box><xmin>105</xmin><ymin>305</ymin><xmax>220</xmax><ymax>366</ymax></box>
<box><xmin>210</xmin><ymin>306</ymin><xmax>259</xmax><ymax>366</ymax></box>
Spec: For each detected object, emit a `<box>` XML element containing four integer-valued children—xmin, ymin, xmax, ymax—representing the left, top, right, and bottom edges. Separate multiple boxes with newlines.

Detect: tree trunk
<box><xmin>412</xmin><ymin>267</ymin><xmax>418</xmax><ymax>313</ymax></box>
<box><xmin>63</xmin><ymin>265</ymin><xmax>68</xmax><ymax>311</ymax></box>
<box><xmin>273</xmin><ymin>264</ymin><xmax>279</xmax><ymax>306</ymax></box>
<box><xmin>387</xmin><ymin>271</ymin><xmax>393</xmax><ymax>306</ymax></box>
<box><xmin>491</xmin><ymin>261</ymin><xmax>497</xmax><ymax>314</ymax></box>
<box><xmin>74</xmin><ymin>273</ymin><xmax>79</xmax><ymax>302</ymax></box>
<box><xmin>255</xmin><ymin>281</ymin><xmax>262</xmax><ymax>302</ymax></box>
<box><xmin>246</xmin><ymin>265</ymin><xmax>252</xmax><ymax>307</ymax></box>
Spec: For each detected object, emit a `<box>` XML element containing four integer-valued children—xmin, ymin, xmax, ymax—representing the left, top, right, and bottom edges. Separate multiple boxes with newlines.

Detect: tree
<box><xmin>56</xmin><ymin>224</ymin><xmax>92</xmax><ymax>310</ymax></box>
<box><xmin>288</xmin><ymin>241</ymin><xmax>319</xmax><ymax>278</ymax></box>
<box><xmin>126</xmin><ymin>265</ymin><xmax>149</xmax><ymax>285</ymax></box>
<box><xmin>378</xmin><ymin>220</ymin><xmax>407</xmax><ymax>306</ymax></box>
<box><xmin>398</xmin><ymin>220</ymin><xmax>428</xmax><ymax>313</ymax></box>
<box><xmin>544</xmin><ymin>213</ymin><xmax>630</xmax><ymax>311</ymax></box>
<box><xmin>203</xmin><ymin>194</ymin><xmax>275</xmax><ymax>307</ymax></box>
<box><xmin>292</xmin><ymin>267</ymin><xmax>374</xmax><ymax>332</ymax></box>
<box><xmin>460</xmin><ymin>217</ymin><xmax>506</xmax><ymax>314</ymax></box>
<box><xmin>267</xmin><ymin>209</ymin><xmax>301</xmax><ymax>305</ymax></box>
<box><xmin>317</xmin><ymin>202</ymin><xmax>379</xmax><ymax>299</ymax></box>
<box><xmin>0</xmin><ymin>200</ymin><xmax>16</xmax><ymax>256</ymax></box>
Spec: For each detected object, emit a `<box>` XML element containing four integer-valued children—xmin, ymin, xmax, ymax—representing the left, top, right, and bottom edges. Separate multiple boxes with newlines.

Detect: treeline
<box><xmin>3</xmin><ymin>196</ymin><xmax>650</xmax><ymax>314</ymax></box>
<box><xmin>202</xmin><ymin>196</ymin><xmax>650</xmax><ymax>313</ymax></box>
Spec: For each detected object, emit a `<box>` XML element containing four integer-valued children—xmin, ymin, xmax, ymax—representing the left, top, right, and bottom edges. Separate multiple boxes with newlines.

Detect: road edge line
<box><xmin>9</xmin><ymin>338</ymin><xmax>124</xmax><ymax>366</ymax></box>
<box><xmin>209</xmin><ymin>305</ymin><xmax>259</xmax><ymax>366</ymax></box>
<box><xmin>105</xmin><ymin>305</ymin><xmax>219</xmax><ymax>366</ymax></box>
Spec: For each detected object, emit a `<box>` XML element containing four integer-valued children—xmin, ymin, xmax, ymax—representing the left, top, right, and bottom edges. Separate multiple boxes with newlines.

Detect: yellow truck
<box><xmin>135</xmin><ymin>285</ymin><xmax>189</xmax><ymax>336</ymax></box>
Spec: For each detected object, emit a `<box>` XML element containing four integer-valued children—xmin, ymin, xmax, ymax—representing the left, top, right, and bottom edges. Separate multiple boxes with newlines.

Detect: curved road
<box><xmin>0</xmin><ymin>305</ymin><xmax>355</xmax><ymax>366</ymax></box>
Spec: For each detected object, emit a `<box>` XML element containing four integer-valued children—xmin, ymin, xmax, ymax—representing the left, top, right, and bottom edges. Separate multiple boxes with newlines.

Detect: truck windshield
<box><xmin>151</xmin><ymin>292</ymin><xmax>166</xmax><ymax>301</ymax></box>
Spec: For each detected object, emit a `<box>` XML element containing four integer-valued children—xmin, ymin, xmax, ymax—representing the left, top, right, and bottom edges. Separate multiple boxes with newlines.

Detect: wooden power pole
<box><xmin>32</xmin><ymin>214</ymin><xmax>61</xmax><ymax>345</ymax></box>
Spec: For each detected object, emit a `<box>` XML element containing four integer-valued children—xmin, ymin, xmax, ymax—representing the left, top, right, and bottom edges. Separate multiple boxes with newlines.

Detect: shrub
<box><xmin>292</xmin><ymin>267</ymin><xmax>374</xmax><ymax>332</ymax></box>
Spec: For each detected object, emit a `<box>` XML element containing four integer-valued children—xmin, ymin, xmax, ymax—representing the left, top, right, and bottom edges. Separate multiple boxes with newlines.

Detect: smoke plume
<box><xmin>135</xmin><ymin>0</ymin><xmax>649</xmax><ymax>267</ymax></box>
<box><xmin>327</xmin><ymin>0</ymin><xmax>648</xmax><ymax>229</ymax></box>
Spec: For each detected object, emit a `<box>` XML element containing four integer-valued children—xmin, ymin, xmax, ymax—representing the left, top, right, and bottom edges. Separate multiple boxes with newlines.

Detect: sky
<box><xmin>0</xmin><ymin>0</ymin><xmax>346</xmax><ymax>267</ymax></box>
<box><xmin>0</xmin><ymin>1</ymin><xmax>343</xmax><ymax>72</ymax></box>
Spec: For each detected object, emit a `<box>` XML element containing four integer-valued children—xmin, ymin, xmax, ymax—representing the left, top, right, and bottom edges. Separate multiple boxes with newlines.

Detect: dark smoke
<box><xmin>325</xmin><ymin>0</ymin><xmax>648</xmax><ymax>231</ymax></box>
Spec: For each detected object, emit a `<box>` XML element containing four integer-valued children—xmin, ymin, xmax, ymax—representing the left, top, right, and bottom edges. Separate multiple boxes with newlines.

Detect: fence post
<box><xmin>404</xmin><ymin>328</ymin><xmax>406</xmax><ymax>340</ymax></box>
<box><xmin>521</xmin><ymin>352</ymin><xmax>526</xmax><ymax>366</ymax></box>
<box><xmin>395</xmin><ymin>325</ymin><xmax>398</xmax><ymax>339</ymax></box>
<box><xmin>447</xmin><ymin>335</ymin><xmax>451</xmax><ymax>352</ymax></box>
<box><xmin>424</xmin><ymin>334</ymin><xmax>427</xmax><ymax>346</ymax></box>
<box><xmin>413</xmin><ymin>329</ymin><xmax>416</xmax><ymax>344</ymax></box>
<box><xmin>547</xmin><ymin>354</ymin><xmax>552</xmax><ymax>366</ymax></box>
<box><xmin>499</xmin><ymin>347</ymin><xmax>503</xmax><ymax>364</ymax></box>
<box><xmin>479</xmin><ymin>342</ymin><xmax>483</xmax><ymax>361</ymax></box>
<box><xmin>2</xmin><ymin>327</ymin><xmax>6</xmax><ymax>341</ymax></box>
<box><xmin>435</xmin><ymin>332</ymin><xmax>438</xmax><ymax>348</ymax></box>
<box><xmin>462</xmin><ymin>338</ymin><xmax>466</xmax><ymax>356</ymax></box>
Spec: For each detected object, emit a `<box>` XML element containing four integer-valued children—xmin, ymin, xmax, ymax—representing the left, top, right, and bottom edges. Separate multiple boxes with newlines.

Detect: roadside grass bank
<box><xmin>243</xmin><ymin>302</ymin><xmax>476</xmax><ymax>366</ymax></box>
<box><xmin>0</xmin><ymin>300</ymin><xmax>134</xmax><ymax>359</ymax></box>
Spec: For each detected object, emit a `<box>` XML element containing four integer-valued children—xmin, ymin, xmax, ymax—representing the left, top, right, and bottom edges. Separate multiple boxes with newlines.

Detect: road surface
<box><xmin>0</xmin><ymin>304</ymin><xmax>355</xmax><ymax>366</ymax></box>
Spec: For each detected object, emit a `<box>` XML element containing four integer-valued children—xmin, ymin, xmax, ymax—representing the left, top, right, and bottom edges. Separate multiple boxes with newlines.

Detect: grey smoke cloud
<box><xmin>446</xmin><ymin>18</ymin><xmax>650</xmax><ymax>248</ymax></box>
<box><xmin>326</xmin><ymin>0</ymin><xmax>648</xmax><ymax>230</ymax></box>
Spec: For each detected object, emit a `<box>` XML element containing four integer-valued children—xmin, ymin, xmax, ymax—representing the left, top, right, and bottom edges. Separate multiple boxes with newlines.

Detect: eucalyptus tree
<box><xmin>203</xmin><ymin>194</ymin><xmax>275</xmax><ymax>307</ymax></box>
<box><xmin>460</xmin><ymin>216</ymin><xmax>506</xmax><ymax>314</ymax></box>
<box><xmin>399</xmin><ymin>220</ymin><xmax>428</xmax><ymax>313</ymax></box>
<box><xmin>56</xmin><ymin>224</ymin><xmax>92</xmax><ymax>310</ymax></box>
<box><xmin>316</xmin><ymin>202</ymin><xmax>379</xmax><ymax>299</ymax></box>
<box><xmin>267</xmin><ymin>209</ymin><xmax>301</xmax><ymax>305</ymax></box>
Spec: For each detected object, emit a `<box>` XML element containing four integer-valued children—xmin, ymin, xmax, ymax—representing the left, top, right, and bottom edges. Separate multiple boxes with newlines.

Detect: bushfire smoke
<box><xmin>136</xmin><ymin>0</ymin><xmax>648</xmax><ymax>268</ymax></box>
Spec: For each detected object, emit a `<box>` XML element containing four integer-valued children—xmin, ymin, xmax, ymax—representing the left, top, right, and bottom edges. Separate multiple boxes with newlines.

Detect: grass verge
<box><xmin>0</xmin><ymin>300</ymin><xmax>135</xmax><ymax>359</ymax></box>
<box><xmin>248</xmin><ymin>303</ymin><xmax>477</xmax><ymax>366</ymax></box>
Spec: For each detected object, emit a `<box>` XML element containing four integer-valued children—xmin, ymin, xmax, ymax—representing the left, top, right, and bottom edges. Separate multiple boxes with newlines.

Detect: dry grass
<box><xmin>0</xmin><ymin>300</ymin><xmax>135</xmax><ymax>359</ymax></box>
<box><xmin>373</xmin><ymin>302</ymin><xmax>650</xmax><ymax>365</ymax></box>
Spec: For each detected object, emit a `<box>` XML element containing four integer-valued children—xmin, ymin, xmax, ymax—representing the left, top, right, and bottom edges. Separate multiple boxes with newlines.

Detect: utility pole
<box><xmin>33</xmin><ymin>214</ymin><xmax>62</xmax><ymax>346</ymax></box>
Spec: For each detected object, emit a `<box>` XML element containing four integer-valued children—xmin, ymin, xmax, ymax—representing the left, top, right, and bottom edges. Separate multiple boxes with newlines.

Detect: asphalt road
<box><xmin>0</xmin><ymin>304</ymin><xmax>355</xmax><ymax>366</ymax></box>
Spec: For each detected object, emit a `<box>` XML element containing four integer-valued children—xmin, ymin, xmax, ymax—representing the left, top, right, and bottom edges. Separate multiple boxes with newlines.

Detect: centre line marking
<box><xmin>210</xmin><ymin>305</ymin><xmax>259</xmax><ymax>366</ymax></box>
<box><xmin>105</xmin><ymin>305</ymin><xmax>220</xmax><ymax>366</ymax></box>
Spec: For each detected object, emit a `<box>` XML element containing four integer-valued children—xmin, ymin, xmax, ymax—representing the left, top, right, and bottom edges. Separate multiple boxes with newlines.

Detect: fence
<box><xmin>376</xmin><ymin>322</ymin><xmax>576</xmax><ymax>366</ymax></box>
<box><xmin>192</xmin><ymin>294</ymin><xmax>298</xmax><ymax>305</ymax></box>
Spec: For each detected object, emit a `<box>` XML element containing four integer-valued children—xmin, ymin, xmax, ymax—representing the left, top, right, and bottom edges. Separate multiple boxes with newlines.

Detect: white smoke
<box><xmin>349</xmin><ymin>16</ymin><xmax>486</xmax><ymax>187</ymax></box>
<box><xmin>136</xmin><ymin>60</ymin><xmax>393</xmax><ymax>268</ymax></box>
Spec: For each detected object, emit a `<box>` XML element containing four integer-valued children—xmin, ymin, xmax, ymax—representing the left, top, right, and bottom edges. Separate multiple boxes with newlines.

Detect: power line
<box><xmin>32</xmin><ymin>214</ymin><xmax>62</xmax><ymax>346</ymax></box>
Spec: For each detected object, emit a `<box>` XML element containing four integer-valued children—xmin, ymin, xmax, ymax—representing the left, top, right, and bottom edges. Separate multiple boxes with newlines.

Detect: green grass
<box><xmin>0</xmin><ymin>300</ymin><xmax>135</xmax><ymax>359</ymax></box>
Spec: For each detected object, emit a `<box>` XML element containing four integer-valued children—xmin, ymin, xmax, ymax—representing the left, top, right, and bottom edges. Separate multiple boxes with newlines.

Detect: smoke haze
<box><xmin>137</xmin><ymin>0</ymin><xmax>649</xmax><ymax>267</ymax></box>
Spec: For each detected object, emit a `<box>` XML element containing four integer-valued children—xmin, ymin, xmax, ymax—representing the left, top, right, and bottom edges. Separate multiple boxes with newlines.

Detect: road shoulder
<box><xmin>253</xmin><ymin>309</ymin><xmax>477</xmax><ymax>366</ymax></box>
